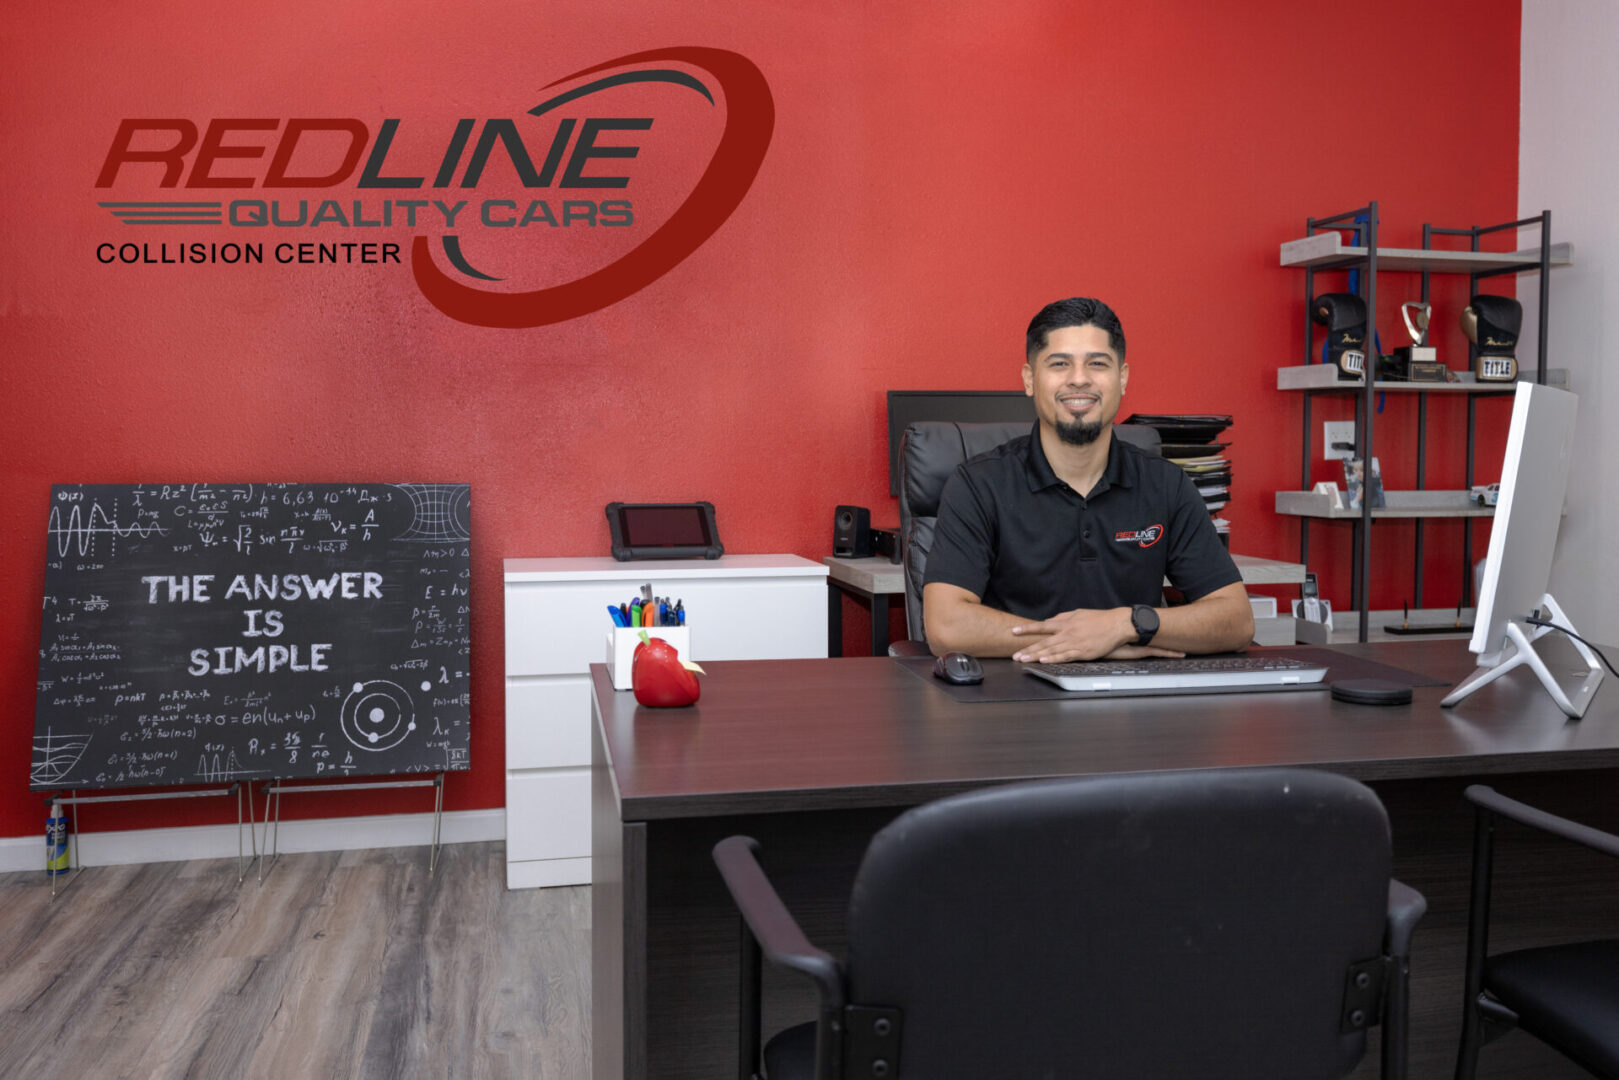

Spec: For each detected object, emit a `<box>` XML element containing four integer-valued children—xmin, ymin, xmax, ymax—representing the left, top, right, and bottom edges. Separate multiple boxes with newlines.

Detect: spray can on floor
<box><xmin>45</xmin><ymin>800</ymin><xmax>69</xmax><ymax>876</ymax></box>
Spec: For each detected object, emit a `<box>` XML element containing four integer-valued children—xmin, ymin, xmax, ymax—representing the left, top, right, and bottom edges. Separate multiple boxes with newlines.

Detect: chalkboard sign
<box><xmin>31</xmin><ymin>483</ymin><xmax>472</xmax><ymax>791</ymax></box>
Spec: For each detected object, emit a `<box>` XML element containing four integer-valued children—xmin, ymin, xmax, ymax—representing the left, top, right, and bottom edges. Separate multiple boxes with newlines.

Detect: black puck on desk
<box><xmin>1330</xmin><ymin>679</ymin><xmax>1413</xmax><ymax>706</ymax></box>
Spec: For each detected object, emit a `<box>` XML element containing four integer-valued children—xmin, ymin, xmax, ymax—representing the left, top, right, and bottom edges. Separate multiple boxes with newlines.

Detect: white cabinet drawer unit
<box><xmin>502</xmin><ymin>555</ymin><xmax>828</xmax><ymax>888</ymax></box>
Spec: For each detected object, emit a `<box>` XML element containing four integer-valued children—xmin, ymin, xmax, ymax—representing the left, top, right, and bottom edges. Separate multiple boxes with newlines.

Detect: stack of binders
<box><xmin>1121</xmin><ymin>414</ymin><xmax>1235</xmax><ymax>542</ymax></box>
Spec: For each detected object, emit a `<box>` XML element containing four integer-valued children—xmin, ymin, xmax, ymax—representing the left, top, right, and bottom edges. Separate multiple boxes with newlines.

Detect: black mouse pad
<box><xmin>898</xmin><ymin>647</ymin><xmax>1445</xmax><ymax>704</ymax></box>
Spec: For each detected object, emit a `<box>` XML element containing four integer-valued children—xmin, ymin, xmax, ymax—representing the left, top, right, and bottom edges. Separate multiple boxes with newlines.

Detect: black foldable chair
<box><xmin>713</xmin><ymin>767</ymin><xmax>1425</xmax><ymax>1080</ymax></box>
<box><xmin>891</xmin><ymin>420</ymin><xmax>1160</xmax><ymax>655</ymax></box>
<box><xmin>1454</xmin><ymin>785</ymin><xmax>1619</xmax><ymax>1078</ymax></box>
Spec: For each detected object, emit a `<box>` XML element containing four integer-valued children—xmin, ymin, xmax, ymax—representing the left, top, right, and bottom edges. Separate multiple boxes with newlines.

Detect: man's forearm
<box><xmin>1152</xmin><ymin>584</ymin><xmax>1254</xmax><ymax>654</ymax></box>
<box><xmin>924</xmin><ymin>594</ymin><xmax>1034</xmax><ymax>657</ymax></box>
<box><xmin>925</xmin><ymin>582</ymin><xmax>1062</xmax><ymax>657</ymax></box>
<box><xmin>925</xmin><ymin>581</ymin><xmax>1253</xmax><ymax>659</ymax></box>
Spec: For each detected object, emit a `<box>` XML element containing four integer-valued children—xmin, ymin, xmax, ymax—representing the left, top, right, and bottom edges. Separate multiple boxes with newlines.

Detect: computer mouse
<box><xmin>933</xmin><ymin>651</ymin><xmax>984</xmax><ymax>685</ymax></box>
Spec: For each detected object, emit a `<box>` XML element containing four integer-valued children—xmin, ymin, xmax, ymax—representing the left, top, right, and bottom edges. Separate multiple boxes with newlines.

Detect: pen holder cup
<box><xmin>607</xmin><ymin>627</ymin><xmax>692</xmax><ymax>692</ymax></box>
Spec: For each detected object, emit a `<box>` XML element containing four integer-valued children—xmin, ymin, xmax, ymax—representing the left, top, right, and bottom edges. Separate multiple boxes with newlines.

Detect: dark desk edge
<box><xmin>612</xmin><ymin>749</ymin><xmax>1619</xmax><ymax>822</ymax></box>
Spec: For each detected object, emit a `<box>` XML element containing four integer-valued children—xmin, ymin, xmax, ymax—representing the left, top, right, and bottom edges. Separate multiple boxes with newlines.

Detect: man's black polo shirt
<box><xmin>924</xmin><ymin>425</ymin><xmax>1241</xmax><ymax>620</ymax></box>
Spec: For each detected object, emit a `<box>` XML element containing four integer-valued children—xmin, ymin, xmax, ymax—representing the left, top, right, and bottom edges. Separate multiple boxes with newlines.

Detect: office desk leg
<box><xmin>828</xmin><ymin>581</ymin><xmax>891</xmax><ymax>658</ymax></box>
<box><xmin>826</xmin><ymin>582</ymin><xmax>843</xmax><ymax>658</ymax></box>
<box><xmin>869</xmin><ymin>593</ymin><xmax>890</xmax><ymax>656</ymax></box>
<box><xmin>594</xmin><ymin>724</ymin><xmax>648</xmax><ymax>1080</ymax></box>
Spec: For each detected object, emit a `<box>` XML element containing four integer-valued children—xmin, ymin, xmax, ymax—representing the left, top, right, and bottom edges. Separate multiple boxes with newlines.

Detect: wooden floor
<box><xmin>0</xmin><ymin>843</ymin><xmax>590</xmax><ymax>1080</ymax></box>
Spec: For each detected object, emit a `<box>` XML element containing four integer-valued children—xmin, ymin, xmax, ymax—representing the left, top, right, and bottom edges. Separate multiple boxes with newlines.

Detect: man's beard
<box><xmin>1055</xmin><ymin>416</ymin><xmax>1105</xmax><ymax>445</ymax></box>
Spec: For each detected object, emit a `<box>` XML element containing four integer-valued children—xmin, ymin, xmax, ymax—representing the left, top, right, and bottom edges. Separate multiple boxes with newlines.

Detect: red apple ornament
<box><xmin>632</xmin><ymin>630</ymin><xmax>704</xmax><ymax>707</ymax></box>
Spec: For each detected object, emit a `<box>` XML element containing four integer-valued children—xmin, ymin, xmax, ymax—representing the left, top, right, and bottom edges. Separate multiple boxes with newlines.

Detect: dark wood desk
<box><xmin>590</xmin><ymin>640</ymin><xmax>1619</xmax><ymax>1080</ymax></box>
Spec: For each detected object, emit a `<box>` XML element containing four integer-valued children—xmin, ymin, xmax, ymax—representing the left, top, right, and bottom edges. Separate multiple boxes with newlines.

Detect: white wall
<box><xmin>1520</xmin><ymin>0</ymin><xmax>1619</xmax><ymax>645</ymax></box>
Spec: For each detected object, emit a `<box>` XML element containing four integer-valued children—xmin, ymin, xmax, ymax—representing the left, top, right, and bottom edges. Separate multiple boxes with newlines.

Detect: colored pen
<box><xmin>630</xmin><ymin>600</ymin><xmax>642</xmax><ymax>627</ymax></box>
<box><xmin>675</xmin><ymin>599</ymin><xmax>684</xmax><ymax>625</ymax></box>
<box><xmin>608</xmin><ymin>605</ymin><xmax>628</xmax><ymax>628</ymax></box>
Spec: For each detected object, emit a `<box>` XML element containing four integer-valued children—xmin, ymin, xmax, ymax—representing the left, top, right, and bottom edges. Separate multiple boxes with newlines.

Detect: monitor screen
<box><xmin>1470</xmin><ymin>382</ymin><xmax>1578</xmax><ymax>664</ymax></box>
<box><xmin>886</xmin><ymin>390</ymin><xmax>1034</xmax><ymax>496</ymax></box>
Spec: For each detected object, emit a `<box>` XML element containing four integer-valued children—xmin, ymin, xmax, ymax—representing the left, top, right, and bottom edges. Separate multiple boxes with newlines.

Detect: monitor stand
<box><xmin>1440</xmin><ymin>595</ymin><xmax>1605</xmax><ymax>719</ymax></box>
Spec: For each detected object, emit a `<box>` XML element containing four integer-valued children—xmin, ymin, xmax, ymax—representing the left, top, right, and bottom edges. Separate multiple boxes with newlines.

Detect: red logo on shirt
<box><xmin>1113</xmin><ymin>524</ymin><xmax>1163</xmax><ymax>548</ymax></box>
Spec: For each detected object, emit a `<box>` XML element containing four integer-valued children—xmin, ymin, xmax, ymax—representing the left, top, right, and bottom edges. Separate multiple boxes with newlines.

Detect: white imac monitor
<box><xmin>1441</xmin><ymin>381</ymin><xmax>1602</xmax><ymax>718</ymax></box>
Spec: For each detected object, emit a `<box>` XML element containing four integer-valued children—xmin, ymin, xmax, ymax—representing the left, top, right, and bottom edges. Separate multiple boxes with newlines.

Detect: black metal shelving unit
<box><xmin>1280</xmin><ymin>204</ymin><xmax>1563</xmax><ymax>642</ymax></box>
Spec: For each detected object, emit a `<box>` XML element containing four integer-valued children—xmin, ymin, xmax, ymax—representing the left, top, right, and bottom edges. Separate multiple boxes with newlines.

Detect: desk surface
<box><xmin>591</xmin><ymin>638</ymin><xmax>1619</xmax><ymax>821</ymax></box>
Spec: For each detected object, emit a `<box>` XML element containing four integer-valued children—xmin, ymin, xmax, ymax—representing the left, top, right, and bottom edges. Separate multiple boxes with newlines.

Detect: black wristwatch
<box><xmin>1130</xmin><ymin>604</ymin><xmax>1159</xmax><ymax>647</ymax></box>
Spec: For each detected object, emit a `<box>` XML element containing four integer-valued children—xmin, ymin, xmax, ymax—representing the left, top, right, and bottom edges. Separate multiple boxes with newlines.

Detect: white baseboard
<box><xmin>507</xmin><ymin>856</ymin><xmax>591</xmax><ymax>890</ymax></box>
<box><xmin>0</xmin><ymin>808</ymin><xmax>504</xmax><ymax>875</ymax></box>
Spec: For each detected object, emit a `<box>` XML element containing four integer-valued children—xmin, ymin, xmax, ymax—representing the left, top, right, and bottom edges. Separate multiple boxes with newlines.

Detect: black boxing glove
<box><xmin>1312</xmin><ymin>292</ymin><xmax>1367</xmax><ymax>379</ymax></box>
<box><xmin>1461</xmin><ymin>295</ymin><xmax>1522</xmax><ymax>381</ymax></box>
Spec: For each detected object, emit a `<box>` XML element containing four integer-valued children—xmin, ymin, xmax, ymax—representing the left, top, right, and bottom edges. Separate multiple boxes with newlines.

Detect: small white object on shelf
<box><xmin>1311</xmin><ymin>481</ymin><xmax>1344</xmax><ymax>509</ymax></box>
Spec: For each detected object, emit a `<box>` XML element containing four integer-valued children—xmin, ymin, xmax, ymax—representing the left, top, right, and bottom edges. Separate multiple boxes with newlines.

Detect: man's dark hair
<box><xmin>1025</xmin><ymin>297</ymin><xmax>1126</xmax><ymax>362</ymax></box>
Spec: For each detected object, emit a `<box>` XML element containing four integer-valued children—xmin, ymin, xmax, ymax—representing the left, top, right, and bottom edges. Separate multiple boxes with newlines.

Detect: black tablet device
<box><xmin>606</xmin><ymin>502</ymin><xmax>723</xmax><ymax>561</ymax></box>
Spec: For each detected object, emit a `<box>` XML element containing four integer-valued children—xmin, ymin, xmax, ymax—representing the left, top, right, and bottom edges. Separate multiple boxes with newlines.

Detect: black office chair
<box><xmin>713</xmin><ymin>767</ymin><xmax>1426</xmax><ymax>1080</ymax></box>
<box><xmin>892</xmin><ymin>420</ymin><xmax>1160</xmax><ymax>655</ymax></box>
<box><xmin>1454</xmin><ymin>785</ymin><xmax>1619</xmax><ymax>1079</ymax></box>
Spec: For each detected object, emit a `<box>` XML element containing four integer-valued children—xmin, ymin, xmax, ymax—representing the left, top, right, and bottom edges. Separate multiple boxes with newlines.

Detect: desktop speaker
<box><xmin>834</xmin><ymin>505</ymin><xmax>873</xmax><ymax>558</ymax></box>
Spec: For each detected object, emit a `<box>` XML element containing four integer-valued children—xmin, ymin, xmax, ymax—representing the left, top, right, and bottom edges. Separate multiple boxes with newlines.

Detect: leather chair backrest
<box><xmin>897</xmin><ymin>421</ymin><xmax>1160</xmax><ymax>643</ymax></box>
<box><xmin>844</xmin><ymin>767</ymin><xmax>1392</xmax><ymax>1079</ymax></box>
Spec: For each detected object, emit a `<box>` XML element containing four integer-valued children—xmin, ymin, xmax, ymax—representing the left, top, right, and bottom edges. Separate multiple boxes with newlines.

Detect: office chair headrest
<box><xmin>900</xmin><ymin>421</ymin><xmax>1161</xmax><ymax>518</ymax></box>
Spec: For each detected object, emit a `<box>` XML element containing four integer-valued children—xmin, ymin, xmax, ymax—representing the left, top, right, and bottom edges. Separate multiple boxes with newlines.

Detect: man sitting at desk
<box><xmin>923</xmin><ymin>297</ymin><xmax>1254</xmax><ymax>662</ymax></box>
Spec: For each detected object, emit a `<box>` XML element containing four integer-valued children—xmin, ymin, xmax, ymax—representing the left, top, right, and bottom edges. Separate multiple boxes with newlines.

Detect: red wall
<box><xmin>0</xmin><ymin>0</ymin><xmax>1521</xmax><ymax>838</ymax></box>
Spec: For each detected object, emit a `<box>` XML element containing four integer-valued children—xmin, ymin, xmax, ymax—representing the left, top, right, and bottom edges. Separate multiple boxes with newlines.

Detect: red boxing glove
<box><xmin>632</xmin><ymin>631</ymin><xmax>702</xmax><ymax>707</ymax></box>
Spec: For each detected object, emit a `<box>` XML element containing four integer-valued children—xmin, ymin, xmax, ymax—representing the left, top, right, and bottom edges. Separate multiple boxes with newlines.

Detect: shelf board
<box><xmin>1280</xmin><ymin>234</ymin><xmax>1572</xmax><ymax>274</ymax></box>
<box><xmin>1230</xmin><ymin>553</ymin><xmax>1306</xmax><ymax>585</ymax></box>
<box><xmin>1329</xmin><ymin>609</ymin><xmax>1477</xmax><ymax>644</ymax></box>
<box><xmin>1275</xmin><ymin>366</ymin><xmax>1567</xmax><ymax>393</ymax></box>
<box><xmin>1275</xmin><ymin>489</ymin><xmax>1495</xmax><ymax>519</ymax></box>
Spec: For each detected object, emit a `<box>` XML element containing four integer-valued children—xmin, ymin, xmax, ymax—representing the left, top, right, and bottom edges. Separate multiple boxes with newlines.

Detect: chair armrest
<box><xmin>1385</xmin><ymin>879</ymin><xmax>1427</xmax><ymax>958</ymax></box>
<box><xmin>887</xmin><ymin>639</ymin><xmax>931</xmax><ymax>658</ymax></box>
<box><xmin>1466</xmin><ymin>785</ymin><xmax>1619</xmax><ymax>859</ymax></box>
<box><xmin>712</xmin><ymin>835</ymin><xmax>844</xmax><ymax>1008</ymax></box>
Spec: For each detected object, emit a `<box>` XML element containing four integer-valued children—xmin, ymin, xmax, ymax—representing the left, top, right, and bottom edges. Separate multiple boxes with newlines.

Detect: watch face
<box><xmin>1133</xmin><ymin>604</ymin><xmax>1159</xmax><ymax>641</ymax></box>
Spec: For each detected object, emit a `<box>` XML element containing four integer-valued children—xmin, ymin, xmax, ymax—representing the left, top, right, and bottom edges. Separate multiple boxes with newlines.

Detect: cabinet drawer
<box><xmin>506</xmin><ymin>676</ymin><xmax>591</xmax><ymax>769</ymax></box>
<box><xmin>505</xmin><ymin>769</ymin><xmax>591</xmax><ymax>862</ymax></box>
<box><xmin>505</xmin><ymin>576</ymin><xmax>826</xmax><ymax>676</ymax></box>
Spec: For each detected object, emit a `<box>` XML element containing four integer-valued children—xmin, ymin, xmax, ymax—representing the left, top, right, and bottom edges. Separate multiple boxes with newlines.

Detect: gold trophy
<box><xmin>1388</xmin><ymin>301</ymin><xmax>1445</xmax><ymax>381</ymax></box>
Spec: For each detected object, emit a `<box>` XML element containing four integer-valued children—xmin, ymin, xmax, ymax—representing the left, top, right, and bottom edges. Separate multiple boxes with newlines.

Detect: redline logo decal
<box><xmin>91</xmin><ymin>47</ymin><xmax>774</xmax><ymax>329</ymax></box>
<box><xmin>1113</xmin><ymin>524</ymin><xmax>1163</xmax><ymax>548</ymax></box>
